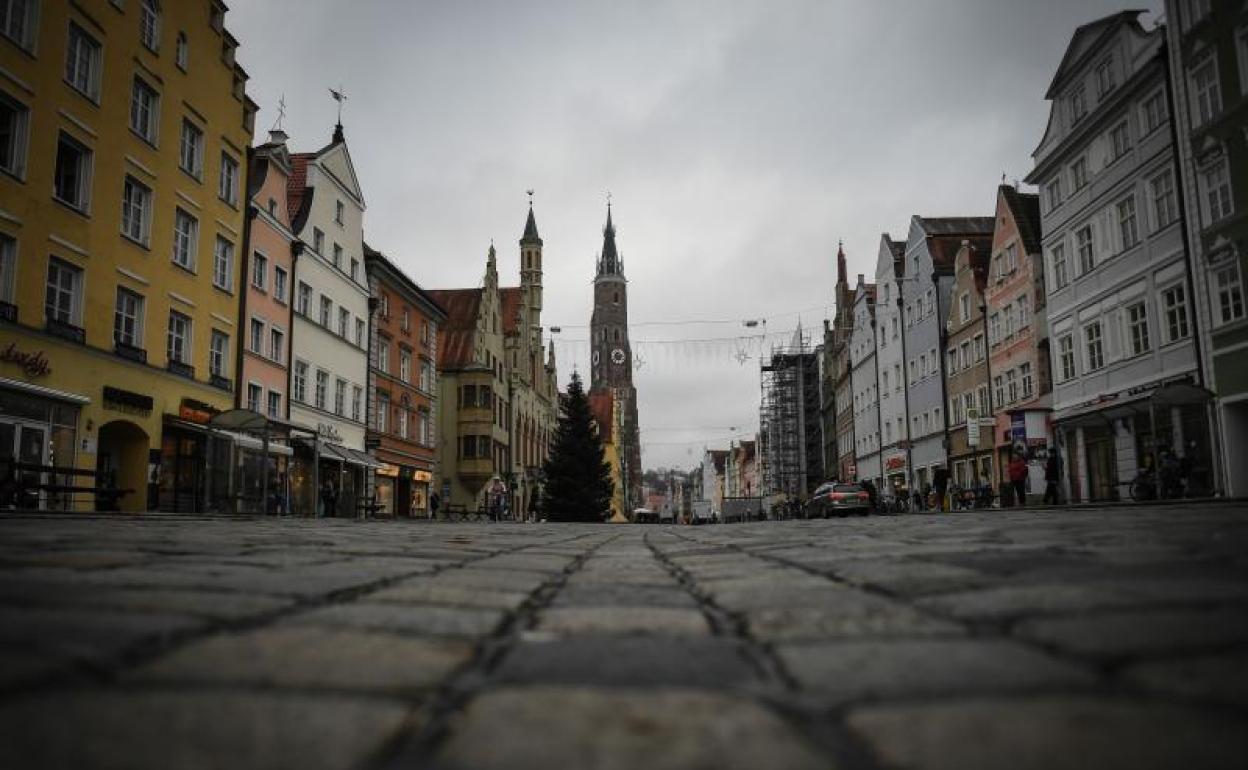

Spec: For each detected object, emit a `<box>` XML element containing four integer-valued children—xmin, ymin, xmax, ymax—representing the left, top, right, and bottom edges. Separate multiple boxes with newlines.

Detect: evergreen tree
<box><xmin>541</xmin><ymin>372</ymin><xmax>614</xmax><ymax>522</ymax></box>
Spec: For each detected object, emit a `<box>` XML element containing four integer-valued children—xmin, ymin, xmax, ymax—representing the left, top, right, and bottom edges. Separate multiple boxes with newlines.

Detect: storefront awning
<box><xmin>319</xmin><ymin>442</ymin><xmax>383</xmax><ymax>469</ymax></box>
<box><xmin>217</xmin><ymin>429</ymin><xmax>293</xmax><ymax>456</ymax></box>
<box><xmin>1</xmin><ymin>377</ymin><xmax>90</xmax><ymax>405</ymax></box>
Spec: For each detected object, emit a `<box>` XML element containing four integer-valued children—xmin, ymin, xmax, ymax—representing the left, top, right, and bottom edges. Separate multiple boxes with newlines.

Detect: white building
<box><xmin>849</xmin><ymin>277</ymin><xmax>881</xmax><ymax>487</ymax></box>
<box><xmin>286</xmin><ymin>125</ymin><xmax>378</xmax><ymax>515</ymax></box>
<box><xmin>873</xmin><ymin>235</ymin><xmax>910</xmax><ymax>496</ymax></box>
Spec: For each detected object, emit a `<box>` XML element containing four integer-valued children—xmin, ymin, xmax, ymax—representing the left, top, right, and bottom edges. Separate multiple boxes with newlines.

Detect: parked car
<box><xmin>806</xmin><ymin>482</ymin><xmax>872</xmax><ymax>517</ymax></box>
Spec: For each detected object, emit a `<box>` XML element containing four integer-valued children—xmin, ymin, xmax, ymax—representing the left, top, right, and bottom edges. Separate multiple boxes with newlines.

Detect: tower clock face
<box><xmin>611</xmin><ymin>348</ymin><xmax>626</xmax><ymax>365</ymax></box>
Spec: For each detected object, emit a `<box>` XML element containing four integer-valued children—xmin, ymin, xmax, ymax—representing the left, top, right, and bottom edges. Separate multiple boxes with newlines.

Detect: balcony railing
<box><xmin>114</xmin><ymin>342</ymin><xmax>148</xmax><ymax>364</ymax></box>
<box><xmin>46</xmin><ymin>318</ymin><xmax>85</xmax><ymax>344</ymax></box>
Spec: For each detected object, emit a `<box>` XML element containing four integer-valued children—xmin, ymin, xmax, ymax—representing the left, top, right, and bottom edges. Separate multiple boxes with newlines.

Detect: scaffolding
<box><xmin>759</xmin><ymin>326</ymin><xmax>823</xmax><ymax>502</ymax></box>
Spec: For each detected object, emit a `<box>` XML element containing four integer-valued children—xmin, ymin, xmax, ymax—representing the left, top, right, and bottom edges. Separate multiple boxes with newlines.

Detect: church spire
<box><xmin>836</xmin><ymin>240</ymin><xmax>847</xmax><ymax>286</ymax></box>
<box><xmin>521</xmin><ymin>196</ymin><xmax>542</xmax><ymax>246</ymax></box>
<box><xmin>599</xmin><ymin>202</ymin><xmax>621</xmax><ymax>276</ymax></box>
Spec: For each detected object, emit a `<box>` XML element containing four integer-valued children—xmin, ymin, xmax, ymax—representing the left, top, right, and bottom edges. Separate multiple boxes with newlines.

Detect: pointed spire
<box><xmin>836</xmin><ymin>240</ymin><xmax>847</xmax><ymax>285</ymax></box>
<box><xmin>521</xmin><ymin>200</ymin><xmax>542</xmax><ymax>246</ymax></box>
<box><xmin>599</xmin><ymin>202</ymin><xmax>620</xmax><ymax>276</ymax></box>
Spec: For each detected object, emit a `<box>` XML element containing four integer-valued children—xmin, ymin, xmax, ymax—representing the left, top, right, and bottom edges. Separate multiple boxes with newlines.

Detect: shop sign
<box><xmin>414</xmin><ymin>470</ymin><xmax>433</xmax><ymax>483</ymax></box>
<box><xmin>967</xmin><ymin>407</ymin><xmax>980</xmax><ymax>447</ymax></box>
<box><xmin>104</xmin><ymin>386</ymin><xmax>154</xmax><ymax>415</ymax></box>
<box><xmin>317</xmin><ymin>423</ymin><xmax>343</xmax><ymax>442</ymax></box>
<box><xmin>885</xmin><ymin>455</ymin><xmax>907</xmax><ymax>471</ymax></box>
<box><xmin>376</xmin><ymin>463</ymin><xmax>400</xmax><ymax>477</ymax></box>
<box><xmin>1010</xmin><ymin>413</ymin><xmax>1026</xmax><ymax>443</ymax></box>
<box><xmin>178</xmin><ymin>398</ymin><xmax>219</xmax><ymax>425</ymax></box>
<box><xmin>1</xmin><ymin>341</ymin><xmax>52</xmax><ymax>377</ymax></box>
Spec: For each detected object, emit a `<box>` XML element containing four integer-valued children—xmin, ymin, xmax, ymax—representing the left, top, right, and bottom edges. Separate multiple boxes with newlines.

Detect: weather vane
<box><xmin>606</xmin><ymin>190</ymin><xmax>612</xmax><ymax>208</ymax></box>
<box><xmin>527</xmin><ymin>189</ymin><xmax>534</xmax><ymax>206</ymax></box>
<box><xmin>272</xmin><ymin>93</ymin><xmax>286</xmax><ymax>131</ymax></box>
<box><xmin>328</xmin><ymin>86</ymin><xmax>347</xmax><ymax>123</ymax></box>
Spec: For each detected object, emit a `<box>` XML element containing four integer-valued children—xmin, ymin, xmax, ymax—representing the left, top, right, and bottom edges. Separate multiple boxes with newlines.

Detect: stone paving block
<box><xmin>1014</xmin><ymin>607</ymin><xmax>1248</xmax><ymax>659</ymax></box>
<box><xmin>0</xmin><ymin>689</ymin><xmax>412</xmax><ymax>770</ymax></box>
<box><xmin>0</xmin><ymin>606</ymin><xmax>205</xmax><ymax>664</ymax></box>
<box><xmin>700</xmin><ymin>580</ymin><xmax>856</xmax><ymax>611</ymax></box>
<box><xmin>284</xmin><ymin>601</ymin><xmax>505</xmax><ymax>638</ymax></box>
<box><xmin>919</xmin><ymin>579</ymin><xmax>1248</xmax><ymax>622</ymax></box>
<box><xmin>741</xmin><ymin>599</ymin><xmax>966</xmax><ymax>642</ymax></box>
<box><xmin>431</xmin><ymin>687</ymin><xmax>829</xmax><ymax>770</ymax></box>
<box><xmin>777</xmin><ymin>638</ymin><xmax>1096</xmax><ymax>705</ymax></box>
<box><xmin>1123</xmin><ymin>652</ymin><xmax>1248</xmax><ymax>708</ymax></box>
<box><xmin>435</xmin><ymin>567</ymin><xmax>553</xmax><ymax>592</ymax></box>
<box><xmin>537</xmin><ymin>606</ymin><xmax>711</xmax><ymax>636</ymax></box>
<box><xmin>129</xmin><ymin>626</ymin><xmax>472</xmax><ymax>693</ymax></box>
<box><xmin>0</xmin><ymin>584</ymin><xmax>293</xmax><ymax>621</ymax></box>
<box><xmin>551</xmin><ymin>583</ymin><xmax>699</xmax><ymax>608</ymax></box>
<box><xmin>847</xmin><ymin>695</ymin><xmax>1248</xmax><ymax>770</ymax></box>
<box><xmin>827</xmin><ymin>560</ymin><xmax>992</xmax><ymax>596</ymax></box>
<box><xmin>493</xmin><ymin>636</ymin><xmax>762</xmax><ymax>688</ymax></box>
<box><xmin>368</xmin><ymin>580</ymin><xmax>531</xmax><ymax>610</ymax></box>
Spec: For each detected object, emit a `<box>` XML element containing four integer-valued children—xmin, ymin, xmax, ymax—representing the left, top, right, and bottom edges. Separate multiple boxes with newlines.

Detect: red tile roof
<box><xmin>286</xmin><ymin>153</ymin><xmax>313</xmax><ymax>224</ymax></box>
<box><xmin>588</xmin><ymin>391</ymin><xmax>614</xmax><ymax>444</ymax></box>
<box><xmin>426</xmin><ymin>288</ymin><xmax>482</xmax><ymax>370</ymax></box>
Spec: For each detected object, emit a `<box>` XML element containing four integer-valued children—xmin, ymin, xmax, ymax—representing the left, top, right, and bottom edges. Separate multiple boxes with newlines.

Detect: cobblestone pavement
<box><xmin>2</xmin><ymin>504</ymin><xmax>1248</xmax><ymax>769</ymax></box>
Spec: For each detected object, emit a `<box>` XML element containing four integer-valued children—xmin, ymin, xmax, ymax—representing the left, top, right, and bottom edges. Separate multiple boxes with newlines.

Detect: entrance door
<box><xmin>17</xmin><ymin>424</ymin><xmax>47</xmax><ymax>509</ymax></box>
<box><xmin>1085</xmin><ymin>437</ymin><xmax>1117</xmax><ymax>501</ymax></box>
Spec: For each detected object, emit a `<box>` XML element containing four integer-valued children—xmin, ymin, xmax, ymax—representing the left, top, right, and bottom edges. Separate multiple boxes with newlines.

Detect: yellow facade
<box><xmin>0</xmin><ymin>1</ymin><xmax>254</xmax><ymax>511</ymax></box>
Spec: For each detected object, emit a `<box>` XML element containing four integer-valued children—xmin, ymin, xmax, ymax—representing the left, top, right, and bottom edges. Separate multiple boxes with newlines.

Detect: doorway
<box><xmin>97</xmin><ymin>420</ymin><xmax>149</xmax><ymax>512</ymax></box>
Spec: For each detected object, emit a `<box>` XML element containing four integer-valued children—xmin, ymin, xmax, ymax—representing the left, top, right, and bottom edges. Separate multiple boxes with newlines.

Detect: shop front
<box><xmin>883</xmin><ymin>452</ymin><xmax>908</xmax><ymax>501</ymax></box>
<box><xmin>0</xmin><ymin>378</ymin><xmax>84</xmax><ymax>511</ymax></box>
<box><xmin>158</xmin><ymin>398</ymin><xmax>232</xmax><ymax>513</ymax></box>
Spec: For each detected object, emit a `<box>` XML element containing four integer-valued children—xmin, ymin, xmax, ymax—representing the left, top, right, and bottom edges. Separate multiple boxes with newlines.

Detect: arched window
<box><xmin>613</xmin><ymin>292</ymin><xmax>619</xmax><ymax>304</ymax></box>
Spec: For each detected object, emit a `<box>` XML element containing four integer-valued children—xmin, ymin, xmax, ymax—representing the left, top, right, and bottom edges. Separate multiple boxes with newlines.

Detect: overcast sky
<box><xmin>230</xmin><ymin>0</ymin><xmax>1162</xmax><ymax>472</ymax></box>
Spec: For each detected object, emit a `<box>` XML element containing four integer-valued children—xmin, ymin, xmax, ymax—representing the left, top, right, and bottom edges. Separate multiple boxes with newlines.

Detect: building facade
<box><xmin>874</xmin><ymin>234</ymin><xmax>910</xmax><ymax>497</ymax></box>
<box><xmin>286</xmin><ymin>126</ymin><xmax>377</xmax><ymax>516</ymax></box>
<box><xmin>366</xmin><ymin>244</ymin><xmax>447</xmax><ymax>517</ymax></box>
<box><xmin>830</xmin><ymin>244</ymin><xmax>856</xmax><ymax>481</ymax></box>
<box><xmin>901</xmin><ymin>216</ymin><xmax>995</xmax><ymax>492</ymax></box>
<box><xmin>1027</xmin><ymin>11</ymin><xmax>1211</xmax><ymax>502</ymax></box>
<box><xmin>986</xmin><ymin>185</ymin><xmax>1051</xmax><ymax>499</ymax></box>
<box><xmin>1165</xmin><ymin>0</ymin><xmax>1247</xmax><ymax>495</ymax></box>
<box><xmin>945</xmin><ymin>239</ymin><xmax>994</xmax><ymax>490</ymax></box>
<box><xmin>849</xmin><ymin>277</ymin><xmax>881</xmax><ymax>489</ymax></box>
<box><xmin>0</xmin><ymin>0</ymin><xmax>254</xmax><ymax>512</ymax></box>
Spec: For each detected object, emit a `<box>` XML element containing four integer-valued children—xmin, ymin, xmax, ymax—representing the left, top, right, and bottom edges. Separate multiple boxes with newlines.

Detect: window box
<box><xmin>210</xmin><ymin>374</ymin><xmax>232</xmax><ymax>392</ymax></box>
<box><xmin>114</xmin><ymin>341</ymin><xmax>147</xmax><ymax>364</ymax></box>
<box><xmin>167</xmin><ymin>359</ymin><xmax>195</xmax><ymax>379</ymax></box>
<box><xmin>46</xmin><ymin>317</ymin><xmax>85</xmax><ymax>344</ymax></box>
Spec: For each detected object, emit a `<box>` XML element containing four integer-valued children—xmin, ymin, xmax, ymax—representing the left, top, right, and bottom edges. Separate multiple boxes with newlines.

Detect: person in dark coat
<box><xmin>1008</xmin><ymin>454</ymin><xmax>1028</xmax><ymax>507</ymax></box>
<box><xmin>1043</xmin><ymin>451</ymin><xmax>1061</xmax><ymax>505</ymax></box>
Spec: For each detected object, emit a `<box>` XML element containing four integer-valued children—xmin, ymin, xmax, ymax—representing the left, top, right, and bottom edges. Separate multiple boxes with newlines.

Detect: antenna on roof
<box><xmin>272</xmin><ymin>94</ymin><xmax>286</xmax><ymax>131</ymax></box>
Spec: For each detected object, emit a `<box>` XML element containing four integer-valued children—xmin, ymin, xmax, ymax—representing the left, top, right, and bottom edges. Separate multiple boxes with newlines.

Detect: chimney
<box><xmin>857</xmin><ymin>273</ymin><xmax>864</xmax><ymax>286</ymax></box>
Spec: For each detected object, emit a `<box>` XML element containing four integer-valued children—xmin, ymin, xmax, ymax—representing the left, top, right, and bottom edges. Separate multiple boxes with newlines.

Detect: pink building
<box><xmin>985</xmin><ymin>184</ymin><xmax>1051</xmax><ymax>500</ymax></box>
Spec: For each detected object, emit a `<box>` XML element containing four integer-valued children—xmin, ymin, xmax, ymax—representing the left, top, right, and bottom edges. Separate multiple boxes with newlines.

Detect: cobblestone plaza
<box><xmin>2</xmin><ymin>506</ymin><xmax>1247</xmax><ymax>768</ymax></box>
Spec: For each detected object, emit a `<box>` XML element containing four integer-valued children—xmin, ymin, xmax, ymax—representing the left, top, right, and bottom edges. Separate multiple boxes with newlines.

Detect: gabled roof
<box><xmin>363</xmin><ymin>243</ymin><xmax>448</xmax><ymax>321</ymax></box>
<box><xmin>708</xmin><ymin>450</ymin><xmax>728</xmax><ymax>473</ymax></box>
<box><xmin>499</xmin><ymin>287</ymin><xmax>523</xmax><ymax>336</ymax></box>
<box><xmin>1044</xmin><ymin>10</ymin><xmax>1146</xmax><ymax>99</ymax></box>
<box><xmin>916</xmin><ymin>217</ymin><xmax>996</xmax><ymax>238</ymax></box>
<box><xmin>286</xmin><ymin>153</ymin><xmax>314</xmax><ymax>226</ymax></box>
<box><xmin>1000</xmin><ymin>186</ymin><xmax>1043</xmax><ymax>256</ymax></box>
<box><xmin>425</xmin><ymin>288</ymin><xmax>482</xmax><ymax>370</ymax></box>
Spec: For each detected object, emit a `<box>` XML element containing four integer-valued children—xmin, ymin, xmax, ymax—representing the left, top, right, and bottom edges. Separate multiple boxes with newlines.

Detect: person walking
<box><xmin>1043</xmin><ymin>451</ymin><xmax>1061</xmax><ymax>505</ymax></box>
<box><xmin>1008</xmin><ymin>453</ymin><xmax>1028</xmax><ymax>508</ymax></box>
<box><xmin>321</xmin><ymin>479</ymin><xmax>337</xmax><ymax>518</ymax></box>
<box><xmin>429</xmin><ymin>490</ymin><xmax>440</xmax><ymax>520</ymax></box>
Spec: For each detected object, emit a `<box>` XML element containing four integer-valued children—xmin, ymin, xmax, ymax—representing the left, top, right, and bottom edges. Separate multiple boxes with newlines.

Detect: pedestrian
<box><xmin>933</xmin><ymin>468</ymin><xmax>950</xmax><ymax>512</ymax></box>
<box><xmin>430</xmin><ymin>490</ymin><xmax>440</xmax><ymax>520</ymax></box>
<box><xmin>1008</xmin><ymin>453</ymin><xmax>1028</xmax><ymax>507</ymax></box>
<box><xmin>1043</xmin><ymin>451</ymin><xmax>1061</xmax><ymax>505</ymax></box>
<box><xmin>321</xmin><ymin>479</ymin><xmax>337</xmax><ymax>518</ymax></box>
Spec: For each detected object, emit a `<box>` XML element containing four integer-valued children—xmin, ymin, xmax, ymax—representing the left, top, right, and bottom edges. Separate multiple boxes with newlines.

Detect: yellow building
<box><xmin>0</xmin><ymin>0</ymin><xmax>255</xmax><ymax>511</ymax></box>
<box><xmin>588</xmin><ymin>389</ymin><xmax>624</xmax><ymax>519</ymax></box>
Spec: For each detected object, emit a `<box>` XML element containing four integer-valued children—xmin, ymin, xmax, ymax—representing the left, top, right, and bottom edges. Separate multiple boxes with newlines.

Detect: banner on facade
<box><xmin>967</xmin><ymin>408</ymin><xmax>980</xmax><ymax>447</ymax></box>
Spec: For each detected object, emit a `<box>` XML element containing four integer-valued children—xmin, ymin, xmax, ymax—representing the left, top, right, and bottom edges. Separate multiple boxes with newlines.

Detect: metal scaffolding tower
<box><xmin>759</xmin><ymin>326</ymin><xmax>823</xmax><ymax>502</ymax></box>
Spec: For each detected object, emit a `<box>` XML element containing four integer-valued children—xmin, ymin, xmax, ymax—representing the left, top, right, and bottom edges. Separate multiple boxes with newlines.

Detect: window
<box><xmin>1162</xmin><ymin>285</ymin><xmax>1190</xmax><ymax>342</ymax></box>
<box><xmin>1070</xmin><ymin>157</ymin><xmax>1088</xmax><ymax>192</ymax></box>
<box><xmin>65</xmin><ymin>23</ymin><xmax>102</xmax><ymax>100</ymax></box>
<box><xmin>113</xmin><ymin>288</ymin><xmax>144</xmax><ymax>348</ymax></box>
<box><xmin>1046</xmin><ymin>178</ymin><xmax>1062</xmax><ymax>211</ymax></box>
<box><xmin>209</xmin><ymin>330</ymin><xmax>228</xmax><ymax>377</ymax></box>
<box><xmin>250</xmin><ymin>318</ymin><xmax>263</xmax><ymax>352</ymax></box>
<box><xmin>947</xmin><ymin>348</ymin><xmax>958</xmax><ymax>375</ymax></box>
<box><xmin>1058</xmin><ymin>334</ymin><xmax>1075</xmax><ymax>381</ymax></box>
<box><xmin>267</xmin><ymin>391</ymin><xmax>281</xmax><ymax>419</ymax></box>
<box><xmin>120</xmin><ymin>176</ymin><xmax>152</xmax><ymax>245</ymax></box>
<box><xmin>925</xmin><ymin>289</ymin><xmax>934</xmax><ymax>317</ymax></box>
<box><xmin>336</xmin><ymin>307</ymin><xmax>348</xmax><ymax>337</ymax></box>
<box><xmin>1018</xmin><ymin>295</ymin><xmax>1030</xmax><ymax>329</ymax></box>
<box><xmin>139</xmin><ymin>0</ymin><xmax>159</xmax><ymax>51</ymax></box>
<box><xmin>212</xmin><ymin>235</ymin><xmax>234</xmax><ymax>289</ymax></box>
<box><xmin>167</xmin><ymin>311</ymin><xmax>191</xmax><ymax>364</ymax></box>
<box><xmin>989</xmin><ymin>312</ymin><xmax>1001</xmax><ymax>345</ymax></box>
<box><xmin>993</xmin><ymin>375</ymin><xmax>1004</xmax><ymax>408</ymax></box>
<box><xmin>380</xmin><ymin>293</ymin><xmax>390</xmax><ymax>317</ymax></box>
<box><xmin>1142</xmin><ymin>90</ymin><xmax>1167</xmax><ymax>135</ymax></box>
<box><xmin>1006</xmin><ymin>368</ymin><xmax>1018</xmax><ymax>403</ymax></box>
<box><xmin>972</xmin><ymin>333</ymin><xmax>985</xmax><ymax>362</ymax></box>
<box><xmin>1</xmin><ymin>0</ymin><xmax>36</xmax><ymax>50</ymax></box>
<box><xmin>297</xmin><ymin>282</ymin><xmax>311</xmax><ymax>315</ymax></box>
<box><xmin>1240</xmin><ymin>27</ymin><xmax>1248</xmax><ymax>97</ymax></box>
<box><xmin>355</xmin><ymin>318</ymin><xmax>365</xmax><ymax>347</ymax></box>
<box><xmin>1096</xmin><ymin>57</ymin><xmax>1115</xmax><ymax>98</ymax></box>
<box><xmin>1214</xmin><ymin>263</ymin><xmax>1245</xmax><ymax>326</ymax></box>
<box><xmin>397</xmin><ymin>405</ymin><xmax>408</xmax><ymax>439</ymax></box>
<box><xmin>334</xmin><ymin>378</ymin><xmax>345</xmax><ymax>415</ymax></box>
<box><xmin>1070</xmin><ymin>86</ymin><xmax>1087</xmax><ymax>123</ymax></box>
<box><xmin>319</xmin><ymin>296</ymin><xmax>332</xmax><ymax>327</ymax></box>
<box><xmin>420</xmin><ymin>359</ymin><xmax>433</xmax><ymax>392</ymax></box>
<box><xmin>1190</xmin><ymin>58</ymin><xmax>1222</xmax><ymax>127</ymax></box>
<box><xmin>378</xmin><ymin>340</ymin><xmax>389</xmax><ymax>373</ymax></box>
<box><xmin>401</xmin><ymin>308</ymin><xmax>411</xmax><ymax>332</ymax></box>
<box><xmin>0</xmin><ymin>92</ymin><xmax>29</xmax><ymax>178</ymax></box>
<box><xmin>335</xmin><ymin>200</ymin><xmax>344</xmax><ymax>225</ymax></box>
<box><xmin>129</xmin><ymin>78</ymin><xmax>159</xmax><ymax>143</ymax></box>
<box><xmin>179</xmin><ymin>119</ymin><xmax>203</xmax><ymax>178</ymax></box>
<box><xmin>1076</xmin><ymin>226</ymin><xmax>1094</xmax><ymax>273</ymax></box>
<box><xmin>959</xmin><ymin>293</ymin><xmax>970</xmax><ymax>323</ymax></box>
<box><xmin>312</xmin><ymin>228</ymin><xmax>324</xmax><ymax>254</ymax></box>
<box><xmin>251</xmin><ymin>252</ymin><xmax>267</xmax><ymax>290</ymax></box>
<box><xmin>273</xmin><ymin>265</ymin><xmax>287</xmax><ymax>302</ymax></box>
<box><xmin>1085</xmin><ymin>322</ymin><xmax>1104</xmax><ymax>371</ymax></box>
<box><xmin>1201</xmin><ymin>160</ymin><xmax>1234</xmax><ymax>223</ymax></box>
<box><xmin>45</xmin><ymin>258</ymin><xmax>82</xmax><ymax>326</ymax></box>
<box><xmin>219</xmin><ymin>153</ymin><xmax>239</xmax><ymax>205</ymax></box>
<box><xmin>332</xmin><ymin>243</ymin><xmax>342</xmax><ymax>268</ymax></box>
<box><xmin>1117</xmin><ymin>196</ymin><xmax>1138</xmax><ymax>250</ymax></box>
<box><xmin>1151</xmin><ymin>170</ymin><xmax>1178</xmax><ymax>229</ymax></box>
<box><xmin>247</xmin><ymin>383</ymin><xmax>262</xmax><ymax>413</ymax></box>
<box><xmin>268</xmin><ymin>327</ymin><xmax>283</xmax><ymax>363</ymax></box>
<box><xmin>1109</xmin><ymin>122</ymin><xmax>1130</xmax><ymax>161</ymax></box>
<box><xmin>1052</xmin><ymin>243</ymin><xmax>1068</xmax><ymax>289</ymax></box>
<box><xmin>400</xmin><ymin>350</ymin><xmax>411</xmax><ymax>382</ymax></box>
<box><xmin>293</xmin><ymin>361</ymin><xmax>308</xmax><ymax>402</ymax></box>
<box><xmin>377</xmin><ymin>392</ymin><xmax>389</xmax><ymax>432</ymax></box>
<box><xmin>1126</xmin><ymin>301</ymin><xmax>1151</xmax><ymax>355</ymax></box>
<box><xmin>54</xmin><ymin>133</ymin><xmax>91</xmax><ymax>211</ymax></box>
<box><xmin>314</xmin><ymin>369</ymin><xmax>327</xmax><ymax>409</ymax></box>
<box><xmin>175</xmin><ymin>31</ymin><xmax>188</xmax><ymax>70</ymax></box>
<box><xmin>352</xmin><ymin>385</ymin><xmax>362</xmax><ymax>421</ymax></box>
<box><xmin>0</xmin><ymin>233</ymin><xmax>14</xmax><ymax>303</ymax></box>
<box><xmin>418</xmin><ymin>409</ymin><xmax>430</xmax><ymax>445</ymax></box>
<box><xmin>1183</xmin><ymin>0</ymin><xmax>1211</xmax><ymax>29</ymax></box>
<box><xmin>1004</xmin><ymin>304</ymin><xmax>1016</xmax><ymax>338</ymax></box>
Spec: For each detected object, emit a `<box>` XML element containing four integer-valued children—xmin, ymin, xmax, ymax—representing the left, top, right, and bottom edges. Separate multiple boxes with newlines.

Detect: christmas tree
<box><xmin>541</xmin><ymin>372</ymin><xmax>614</xmax><ymax>522</ymax></box>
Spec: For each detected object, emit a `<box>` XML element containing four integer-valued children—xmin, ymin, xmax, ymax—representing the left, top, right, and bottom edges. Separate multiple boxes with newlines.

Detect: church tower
<box><xmin>520</xmin><ymin>201</ymin><xmax>543</xmax><ymax>350</ymax></box>
<box><xmin>589</xmin><ymin>203</ymin><xmax>641</xmax><ymax>511</ymax></box>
